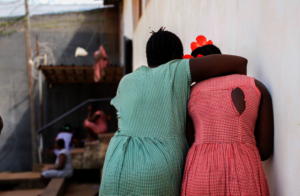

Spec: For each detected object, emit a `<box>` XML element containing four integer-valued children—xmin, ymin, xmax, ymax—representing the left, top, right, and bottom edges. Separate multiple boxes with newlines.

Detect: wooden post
<box><xmin>36</xmin><ymin>35</ymin><xmax>43</xmax><ymax>163</ymax></box>
<box><xmin>25</xmin><ymin>0</ymin><xmax>37</xmax><ymax>165</ymax></box>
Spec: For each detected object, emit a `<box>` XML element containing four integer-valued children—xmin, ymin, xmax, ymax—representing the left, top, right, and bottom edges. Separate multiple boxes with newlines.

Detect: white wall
<box><xmin>119</xmin><ymin>0</ymin><xmax>140</xmax><ymax>67</ymax></box>
<box><xmin>133</xmin><ymin>0</ymin><xmax>300</xmax><ymax>195</ymax></box>
<box><xmin>122</xmin><ymin>0</ymin><xmax>134</xmax><ymax>39</ymax></box>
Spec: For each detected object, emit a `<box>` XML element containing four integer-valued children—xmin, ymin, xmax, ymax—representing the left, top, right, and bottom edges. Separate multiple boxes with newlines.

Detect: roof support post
<box><xmin>25</xmin><ymin>0</ymin><xmax>37</xmax><ymax>165</ymax></box>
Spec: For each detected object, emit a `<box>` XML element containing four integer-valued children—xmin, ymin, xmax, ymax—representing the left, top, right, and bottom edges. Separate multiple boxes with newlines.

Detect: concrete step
<box><xmin>64</xmin><ymin>183</ymin><xmax>99</xmax><ymax>196</ymax></box>
<box><xmin>70</xmin><ymin>148</ymin><xmax>85</xmax><ymax>169</ymax></box>
<box><xmin>0</xmin><ymin>171</ymin><xmax>44</xmax><ymax>190</ymax></box>
<box><xmin>70</xmin><ymin>132</ymin><xmax>114</xmax><ymax>170</ymax></box>
<box><xmin>42</xmin><ymin>178</ymin><xmax>66</xmax><ymax>196</ymax></box>
<box><xmin>32</xmin><ymin>164</ymin><xmax>56</xmax><ymax>172</ymax></box>
<box><xmin>0</xmin><ymin>189</ymin><xmax>44</xmax><ymax>196</ymax></box>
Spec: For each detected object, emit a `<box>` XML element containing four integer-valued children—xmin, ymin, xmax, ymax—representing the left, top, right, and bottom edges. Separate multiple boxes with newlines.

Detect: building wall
<box><xmin>0</xmin><ymin>8</ymin><xmax>120</xmax><ymax>171</ymax></box>
<box><xmin>0</xmin><ymin>32</ymin><xmax>32</xmax><ymax>172</ymax></box>
<box><xmin>119</xmin><ymin>0</ymin><xmax>140</xmax><ymax>68</ymax></box>
<box><xmin>132</xmin><ymin>0</ymin><xmax>300</xmax><ymax>195</ymax></box>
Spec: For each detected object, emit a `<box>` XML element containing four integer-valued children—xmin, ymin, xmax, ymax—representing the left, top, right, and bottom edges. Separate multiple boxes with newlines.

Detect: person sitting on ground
<box><xmin>41</xmin><ymin>139</ymin><xmax>73</xmax><ymax>185</ymax></box>
<box><xmin>83</xmin><ymin>104</ymin><xmax>108</xmax><ymax>142</ymax></box>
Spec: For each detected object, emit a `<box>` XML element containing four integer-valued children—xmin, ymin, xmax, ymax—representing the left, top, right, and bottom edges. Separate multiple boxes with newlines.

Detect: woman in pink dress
<box><xmin>181</xmin><ymin>36</ymin><xmax>274</xmax><ymax>195</ymax></box>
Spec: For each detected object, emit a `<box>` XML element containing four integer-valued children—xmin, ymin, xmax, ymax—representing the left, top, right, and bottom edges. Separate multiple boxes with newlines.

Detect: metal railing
<box><xmin>37</xmin><ymin>98</ymin><xmax>112</xmax><ymax>133</ymax></box>
<box><xmin>37</xmin><ymin>97</ymin><xmax>113</xmax><ymax>163</ymax></box>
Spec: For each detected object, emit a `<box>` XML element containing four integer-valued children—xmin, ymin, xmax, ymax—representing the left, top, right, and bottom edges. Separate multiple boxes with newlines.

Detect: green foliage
<box><xmin>0</xmin><ymin>16</ymin><xmax>25</xmax><ymax>27</ymax></box>
<box><xmin>0</xmin><ymin>29</ymin><xmax>17</xmax><ymax>35</ymax></box>
<box><xmin>0</xmin><ymin>9</ymin><xmax>105</xmax><ymax>34</ymax></box>
<box><xmin>0</xmin><ymin>16</ymin><xmax>25</xmax><ymax>35</ymax></box>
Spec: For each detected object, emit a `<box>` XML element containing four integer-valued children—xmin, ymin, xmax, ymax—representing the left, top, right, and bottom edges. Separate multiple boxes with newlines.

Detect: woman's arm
<box><xmin>254</xmin><ymin>79</ymin><xmax>274</xmax><ymax>161</ymax></box>
<box><xmin>89</xmin><ymin>113</ymin><xmax>101</xmax><ymax>122</ymax></box>
<box><xmin>49</xmin><ymin>154</ymin><xmax>66</xmax><ymax>170</ymax></box>
<box><xmin>186</xmin><ymin>115</ymin><xmax>195</xmax><ymax>147</ymax></box>
<box><xmin>189</xmin><ymin>54</ymin><xmax>247</xmax><ymax>82</ymax></box>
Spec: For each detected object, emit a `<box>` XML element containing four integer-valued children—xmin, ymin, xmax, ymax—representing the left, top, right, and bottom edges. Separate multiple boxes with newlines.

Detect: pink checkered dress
<box><xmin>181</xmin><ymin>75</ymin><xmax>270</xmax><ymax>196</ymax></box>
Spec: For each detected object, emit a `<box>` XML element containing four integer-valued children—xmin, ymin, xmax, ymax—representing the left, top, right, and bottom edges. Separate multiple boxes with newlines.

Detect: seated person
<box><xmin>54</xmin><ymin>124</ymin><xmax>75</xmax><ymax>156</ymax></box>
<box><xmin>41</xmin><ymin>139</ymin><xmax>73</xmax><ymax>185</ymax></box>
<box><xmin>46</xmin><ymin>124</ymin><xmax>76</xmax><ymax>163</ymax></box>
<box><xmin>83</xmin><ymin>104</ymin><xmax>108</xmax><ymax>142</ymax></box>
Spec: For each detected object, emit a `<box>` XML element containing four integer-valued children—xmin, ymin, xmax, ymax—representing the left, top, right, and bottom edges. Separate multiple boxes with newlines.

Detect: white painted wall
<box><xmin>119</xmin><ymin>0</ymin><xmax>140</xmax><ymax>67</ymax></box>
<box><xmin>132</xmin><ymin>0</ymin><xmax>300</xmax><ymax>195</ymax></box>
<box><xmin>122</xmin><ymin>0</ymin><xmax>134</xmax><ymax>39</ymax></box>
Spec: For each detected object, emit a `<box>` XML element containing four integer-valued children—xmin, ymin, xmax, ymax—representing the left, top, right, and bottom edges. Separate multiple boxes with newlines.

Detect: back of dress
<box><xmin>100</xmin><ymin>59</ymin><xmax>191</xmax><ymax>196</ymax></box>
<box><xmin>189</xmin><ymin>74</ymin><xmax>261</xmax><ymax>145</ymax></box>
<box><xmin>182</xmin><ymin>74</ymin><xmax>270</xmax><ymax>196</ymax></box>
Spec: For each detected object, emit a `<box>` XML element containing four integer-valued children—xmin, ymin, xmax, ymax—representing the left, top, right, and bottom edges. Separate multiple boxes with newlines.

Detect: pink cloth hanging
<box><xmin>93</xmin><ymin>46</ymin><xmax>110</xmax><ymax>82</ymax></box>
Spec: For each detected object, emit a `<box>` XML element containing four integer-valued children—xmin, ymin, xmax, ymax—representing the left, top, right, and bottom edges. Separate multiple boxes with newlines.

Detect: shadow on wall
<box><xmin>0</xmin><ymin>28</ymin><xmax>34</xmax><ymax>172</ymax></box>
<box><xmin>254</xmin><ymin>62</ymin><xmax>277</xmax><ymax>195</ymax></box>
<box><xmin>0</xmin><ymin>108</ymin><xmax>32</xmax><ymax>172</ymax></box>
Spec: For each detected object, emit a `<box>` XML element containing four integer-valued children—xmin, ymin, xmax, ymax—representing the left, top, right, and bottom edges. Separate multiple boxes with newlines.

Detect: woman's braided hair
<box><xmin>191</xmin><ymin>45</ymin><xmax>222</xmax><ymax>57</ymax></box>
<box><xmin>146</xmin><ymin>27</ymin><xmax>184</xmax><ymax>66</ymax></box>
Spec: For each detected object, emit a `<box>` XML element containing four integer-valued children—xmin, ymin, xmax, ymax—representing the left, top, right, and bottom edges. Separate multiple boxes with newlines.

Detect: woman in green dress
<box><xmin>99</xmin><ymin>28</ymin><xmax>248</xmax><ymax>195</ymax></box>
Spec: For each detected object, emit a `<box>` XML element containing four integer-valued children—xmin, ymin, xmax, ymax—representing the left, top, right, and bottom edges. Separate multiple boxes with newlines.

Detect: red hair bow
<box><xmin>183</xmin><ymin>35</ymin><xmax>213</xmax><ymax>59</ymax></box>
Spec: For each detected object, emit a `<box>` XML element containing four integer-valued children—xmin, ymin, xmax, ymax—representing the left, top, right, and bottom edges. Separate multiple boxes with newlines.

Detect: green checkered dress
<box><xmin>99</xmin><ymin>59</ymin><xmax>191</xmax><ymax>196</ymax></box>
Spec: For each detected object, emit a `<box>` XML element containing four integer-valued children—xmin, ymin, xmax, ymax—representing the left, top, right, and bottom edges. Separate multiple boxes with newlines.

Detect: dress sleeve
<box><xmin>169</xmin><ymin>59</ymin><xmax>191</xmax><ymax>85</ymax></box>
<box><xmin>110</xmin><ymin>85</ymin><xmax>121</xmax><ymax>111</ymax></box>
<box><xmin>168</xmin><ymin>59</ymin><xmax>191</xmax><ymax>99</ymax></box>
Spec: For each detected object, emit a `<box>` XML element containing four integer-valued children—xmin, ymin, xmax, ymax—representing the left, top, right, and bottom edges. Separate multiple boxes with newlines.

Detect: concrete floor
<box><xmin>0</xmin><ymin>189</ymin><xmax>44</xmax><ymax>196</ymax></box>
<box><xmin>64</xmin><ymin>184</ymin><xmax>99</xmax><ymax>196</ymax></box>
<box><xmin>0</xmin><ymin>184</ymin><xmax>99</xmax><ymax>196</ymax></box>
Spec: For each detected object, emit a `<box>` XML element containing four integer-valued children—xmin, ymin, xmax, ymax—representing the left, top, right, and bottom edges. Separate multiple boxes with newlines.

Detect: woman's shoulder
<box><xmin>191</xmin><ymin>74</ymin><xmax>253</xmax><ymax>92</ymax></box>
<box><xmin>118</xmin><ymin>60</ymin><xmax>190</xmax><ymax>85</ymax></box>
<box><xmin>117</xmin><ymin>71</ymin><xmax>137</xmax><ymax>88</ymax></box>
<box><xmin>58</xmin><ymin>149</ymin><xmax>70</xmax><ymax>155</ymax></box>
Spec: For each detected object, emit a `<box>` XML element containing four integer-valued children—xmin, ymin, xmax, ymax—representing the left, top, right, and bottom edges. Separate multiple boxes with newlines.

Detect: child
<box><xmin>41</xmin><ymin>139</ymin><xmax>73</xmax><ymax>184</ymax></box>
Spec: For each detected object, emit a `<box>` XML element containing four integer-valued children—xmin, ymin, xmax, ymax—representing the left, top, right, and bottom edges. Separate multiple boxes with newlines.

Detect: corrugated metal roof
<box><xmin>39</xmin><ymin>65</ymin><xmax>123</xmax><ymax>84</ymax></box>
<box><xmin>0</xmin><ymin>1</ymin><xmax>112</xmax><ymax>18</ymax></box>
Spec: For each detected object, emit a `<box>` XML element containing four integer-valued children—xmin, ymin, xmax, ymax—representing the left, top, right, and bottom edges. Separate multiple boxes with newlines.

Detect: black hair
<box><xmin>90</xmin><ymin>103</ymin><xmax>98</xmax><ymax>111</ymax></box>
<box><xmin>57</xmin><ymin>139</ymin><xmax>65</xmax><ymax>149</ymax></box>
<box><xmin>191</xmin><ymin>45</ymin><xmax>222</xmax><ymax>57</ymax></box>
<box><xmin>146</xmin><ymin>27</ymin><xmax>183</xmax><ymax>66</ymax></box>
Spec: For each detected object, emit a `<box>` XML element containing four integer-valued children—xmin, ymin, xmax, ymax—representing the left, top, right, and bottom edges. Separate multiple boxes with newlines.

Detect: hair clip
<box><xmin>183</xmin><ymin>54</ymin><xmax>194</xmax><ymax>59</ymax></box>
<box><xmin>183</xmin><ymin>35</ymin><xmax>213</xmax><ymax>59</ymax></box>
<box><xmin>191</xmin><ymin>35</ymin><xmax>213</xmax><ymax>51</ymax></box>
